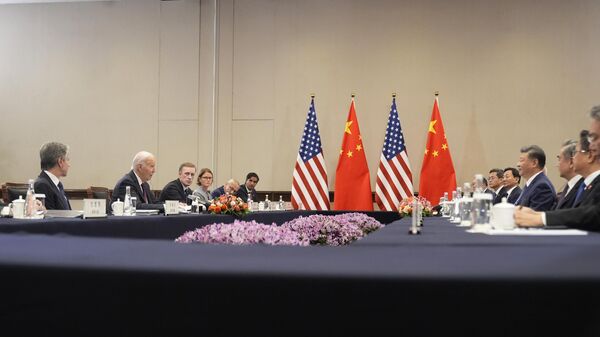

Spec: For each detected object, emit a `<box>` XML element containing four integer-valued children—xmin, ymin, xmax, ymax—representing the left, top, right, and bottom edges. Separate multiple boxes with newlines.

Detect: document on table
<box><xmin>473</xmin><ymin>228</ymin><xmax>588</xmax><ymax>236</ymax></box>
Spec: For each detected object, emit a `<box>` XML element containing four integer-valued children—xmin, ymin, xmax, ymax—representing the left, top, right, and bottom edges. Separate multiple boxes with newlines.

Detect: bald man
<box><xmin>112</xmin><ymin>151</ymin><xmax>163</xmax><ymax>210</ymax></box>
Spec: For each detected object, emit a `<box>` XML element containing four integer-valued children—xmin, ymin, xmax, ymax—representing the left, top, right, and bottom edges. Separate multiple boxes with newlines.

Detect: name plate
<box><xmin>83</xmin><ymin>199</ymin><xmax>107</xmax><ymax>219</ymax></box>
<box><xmin>164</xmin><ymin>200</ymin><xmax>179</xmax><ymax>216</ymax></box>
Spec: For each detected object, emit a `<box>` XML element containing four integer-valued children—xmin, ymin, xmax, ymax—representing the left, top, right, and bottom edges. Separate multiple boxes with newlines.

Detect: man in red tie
<box><xmin>112</xmin><ymin>151</ymin><xmax>163</xmax><ymax>210</ymax></box>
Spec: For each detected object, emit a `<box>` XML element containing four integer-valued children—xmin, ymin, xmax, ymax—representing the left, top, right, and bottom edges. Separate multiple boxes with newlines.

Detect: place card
<box><xmin>164</xmin><ymin>200</ymin><xmax>179</xmax><ymax>216</ymax></box>
<box><xmin>83</xmin><ymin>199</ymin><xmax>107</xmax><ymax>219</ymax></box>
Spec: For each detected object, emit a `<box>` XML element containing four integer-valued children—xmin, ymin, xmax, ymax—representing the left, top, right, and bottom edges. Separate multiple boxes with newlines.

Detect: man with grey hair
<box><xmin>34</xmin><ymin>141</ymin><xmax>72</xmax><ymax>210</ymax></box>
<box><xmin>514</xmin><ymin>144</ymin><xmax>556</xmax><ymax>211</ymax></box>
<box><xmin>112</xmin><ymin>151</ymin><xmax>163</xmax><ymax>210</ymax></box>
<box><xmin>516</xmin><ymin>105</ymin><xmax>600</xmax><ymax>230</ymax></box>
<box><xmin>210</xmin><ymin>178</ymin><xmax>240</xmax><ymax>199</ymax></box>
<box><xmin>553</xmin><ymin>139</ymin><xmax>583</xmax><ymax>209</ymax></box>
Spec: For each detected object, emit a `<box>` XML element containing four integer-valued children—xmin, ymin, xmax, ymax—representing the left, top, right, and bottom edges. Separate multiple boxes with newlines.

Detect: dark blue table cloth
<box><xmin>0</xmin><ymin>215</ymin><xmax>599</xmax><ymax>337</ymax></box>
<box><xmin>0</xmin><ymin>210</ymin><xmax>400</xmax><ymax>239</ymax></box>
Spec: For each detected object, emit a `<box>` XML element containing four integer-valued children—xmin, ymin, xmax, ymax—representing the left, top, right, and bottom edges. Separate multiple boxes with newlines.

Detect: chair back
<box><xmin>2</xmin><ymin>182</ymin><xmax>29</xmax><ymax>203</ymax></box>
<box><xmin>87</xmin><ymin>186</ymin><xmax>111</xmax><ymax>201</ymax></box>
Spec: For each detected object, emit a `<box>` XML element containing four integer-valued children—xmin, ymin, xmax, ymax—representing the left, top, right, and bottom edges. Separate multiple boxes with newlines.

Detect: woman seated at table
<box><xmin>192</xmin><ymin>168</ymin><xmax>213</xmax><ymax>204</ymax></box>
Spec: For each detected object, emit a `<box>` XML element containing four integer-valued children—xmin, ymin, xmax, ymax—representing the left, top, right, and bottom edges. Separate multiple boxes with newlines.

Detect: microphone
<box><xmin>187</xmin><ymin>194</ymin><xmax>209</xmax><ymax>212</ymax></box>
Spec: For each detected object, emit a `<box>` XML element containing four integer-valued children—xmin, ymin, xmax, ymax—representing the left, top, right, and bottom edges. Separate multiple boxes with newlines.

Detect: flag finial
<box><xmin>434</xmin><ymin>91</ymin><xmax>439</xmax><ymax>97</ymax></box>
<box><xmin>351</xmin><ymin>93</ymin><xmax>356</xmax><ymax>98</ymax></box>
<box><xmin>310</xmin><ymin>93</ymin><xmax>315</xmax><ymax>98</ymax></box>
<box><xmin>392</xmin><ymin>93</ymin><xmax>397</xmax><ymax>98</ymax></box>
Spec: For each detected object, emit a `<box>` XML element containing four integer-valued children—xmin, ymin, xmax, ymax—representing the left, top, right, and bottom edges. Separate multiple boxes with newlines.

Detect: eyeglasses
<box><xmin>588</xmin><ymin>134</ymin><xmax>599</xmax><ymax>143</ymax></box>
<box><xmin>574</xmin><ymin>149</ymin><xmax>589</xmax><ymax>156</ymax></box>
<box><xmin>201</xmin><ymin>176</ymin><xmax>213</xmax><ymax>180</ymax></box>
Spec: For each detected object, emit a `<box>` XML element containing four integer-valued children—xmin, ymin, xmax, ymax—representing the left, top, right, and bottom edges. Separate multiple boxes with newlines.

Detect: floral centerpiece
<box><xmin>398</xmin><ymin>196</ymin><xmax>433</xmax><ymax>217</ymax></box>
<box><xmin>282</xmin><ymin>213</ymin><xmax>384</xmax><ymax>246</ymax></box>
<box><xmin>208</xmin><ymin>194</ymin><xmax>249</xmax><ymax>216</ymax></box>
<box><xmin>175</xmin><ymin>213</ymin><xmax>384</xmax><ymax>247</ymax></box>
<box><xmin>175</xmin><ymin>220</ymin><xmax>308</xmax><ymax>246</ymax></box>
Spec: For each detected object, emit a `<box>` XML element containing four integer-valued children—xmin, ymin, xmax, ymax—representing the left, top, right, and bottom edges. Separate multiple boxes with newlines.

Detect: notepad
<box><xmin>479</xmin><ymin>228</ymin><xmax>588</xmax><ymax>236</ymax></box>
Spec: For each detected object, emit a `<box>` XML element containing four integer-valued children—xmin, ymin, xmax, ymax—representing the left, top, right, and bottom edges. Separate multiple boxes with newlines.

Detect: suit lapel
<box><xmin>128</xmin><ymin>171</ymin><xmax>145</xmax><ymax>201</ymax></box>
<box><xmin>558</xmin><ymin>178</ymin><xmax>583</xmax><ymax>209</ymax></box>
<box><xmin>41</xmin><ymin>171</ymin><xmax>69</xmax><ymax>210</ymax></box>
<box><xmin>508</xmin><ymin>186</ymin><xmax>521</xmax><ymax>204</ymax></box>
<box><xmin>175</xmin><ymin>180</ymin><xmax>186</xmax><ymax>199</ymax></box>
<box><xmin>578</xmin><ymin>175</ymin><xmax>600</xmax><ymax>207</ymax></box>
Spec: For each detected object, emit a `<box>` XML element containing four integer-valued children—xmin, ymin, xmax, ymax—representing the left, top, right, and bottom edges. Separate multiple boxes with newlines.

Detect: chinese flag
<box><xmin>418</xmin><ymin>96</ymin><xmax>457</xmax><ymax>206</ymax></box>
<box><xmin>334</xmin><ymin>98</ymin><xmax>374</xmax><ymax>210</ymax></box>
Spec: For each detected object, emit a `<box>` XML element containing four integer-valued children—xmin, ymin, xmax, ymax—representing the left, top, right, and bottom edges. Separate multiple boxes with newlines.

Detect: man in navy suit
<box><xmin>516</xmin><ymin>106</ymin><xmax>600</xmax><ymax>230</ymax></box>
<box><xmin>488</xmin><ymin>168</ymin><xmax>505</xmax><ymax>204</ymax></box>
<box><xmin>34</xmin><ymin>141</ymin><xmax>72</xmax><ymax>210</ymax></box>
<box><xmin>112</xmin><ymin>151</ymin><xmax>163</xmax><ymax>210</ymax></box>
<box><xmin>553</xmin><ymin>139</ymin><xmax>583</xmax><ymax>210</ymax></box>
<box><xmin>236</xmin><ymin>172</ymin><xmax>259</xmax><ymax>202</ymax></box>
<box><xmin>502</xmin><ymin>167</ymin><xmax>522</xmax><ymax>204</ymax></box>
<box><xmin>159</xmin><ymin>162</ymin><xmax>196</xmax><ymax>204</ymax></box>
<box><xmin>514</xmin><ymin>145</ymin><xmax>556</xmax><ymax>211</ymax></box>
<box><xmin>211</xmin><ymin>179</ymin><xmax>240</xmax><ymax>199</ymax></box>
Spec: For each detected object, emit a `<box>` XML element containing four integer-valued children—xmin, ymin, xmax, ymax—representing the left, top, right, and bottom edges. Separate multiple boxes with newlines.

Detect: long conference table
<box><xmin>1</xmin><ymin>211</ymin><xmax>600</xmax><ymax>336</ymax></box>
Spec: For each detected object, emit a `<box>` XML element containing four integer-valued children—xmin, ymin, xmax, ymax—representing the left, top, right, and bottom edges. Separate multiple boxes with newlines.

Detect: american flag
<box><xmin>291</xmin><ymin>98</ymin><xmax>330</xmax><ymax>210</ymax></box>
<box><xmin>375</xmin><ymin>97</ymin><xmax>413</xmax><ymax>211</ymax></box>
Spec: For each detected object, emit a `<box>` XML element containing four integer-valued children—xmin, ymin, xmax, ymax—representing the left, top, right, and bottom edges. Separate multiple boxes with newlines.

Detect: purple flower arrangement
<box><xmin>175</xmin><ymin>213</ymin><xmax>384</xmax><ymax>246</ymax></box>
<box><xmin>175</xmin><ymin>220</ymin><xmax>309</xmax><ymax>246</ymax></box>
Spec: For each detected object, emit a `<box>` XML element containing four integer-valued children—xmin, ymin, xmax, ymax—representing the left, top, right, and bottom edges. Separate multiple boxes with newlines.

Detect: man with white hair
<box><xmin>210</xmin><ymin>178</ymin><xmax>240</xmax><ymax>199</ymax></box>
<box><xmin>111</xmin><ymin>151</ymin><xmax>162</xmax><ymax>210</ymax></box>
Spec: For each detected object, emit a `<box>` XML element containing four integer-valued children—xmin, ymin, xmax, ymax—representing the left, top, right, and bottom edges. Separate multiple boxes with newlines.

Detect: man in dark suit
<box><xmin>211</xmin><ymin>179</ymin><xmax>240</xmax><ymax>199</ymax></box>
<box><xmin>158</xmin><ymin>162</ymin><xmax>196</xmax><ymax>204</ymax></box>
<box><xmin>502</xmin><ymin>167</ymin><xmax>522</xmax><ymax>204</ymax></box>
<box><xmin>488</xmin><ymin>168</ymin><xmax>506</xmax><ymax>204</ymax></box>
<box><xmin>516</xmin><ymin>106</ymin><xmax>600</xmax><ymax>230</ymax></box>
<box><xmin>472</xmin><ymin>175</ymin><xmax>496</xmax><ymax>199</ymax></box>
<box><xmin>514</xmin><ymin>145</ymin><xmax>556</xmax><ymax>211</ymax></box>
<box><xmin>553</xmin><ymin>139</ymin><xmax>583</xmax><ymax>210</ymax></box>
<box><xmin>236</xmin><ymin>172</ymin><xmax>259</xmax><ymax>202</ymax></box>
<box><xmin>112</xmin><ymin>151</ymin><xmax>163</xmax><ymax>210</ymax></box>
<box><xmin>34</xmin><ymin>142</ymin><xmax>72</xmax><ymax>210</ymax></box>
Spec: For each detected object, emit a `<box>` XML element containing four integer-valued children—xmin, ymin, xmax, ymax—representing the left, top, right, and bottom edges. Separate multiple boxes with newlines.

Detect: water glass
<box><xmin>460</xmin><ymin>197</ymin><xmax>473</xmax><ymax>226</ymax></box>
<box><xmin>471</xmin><ymin>193</ymin><xmax>493</xmax><ymax>227</ymax></box>
<box><xmin>130</xmin><ymin>197</ymin><xmax>137</xmax><ymax>215</ymax></box>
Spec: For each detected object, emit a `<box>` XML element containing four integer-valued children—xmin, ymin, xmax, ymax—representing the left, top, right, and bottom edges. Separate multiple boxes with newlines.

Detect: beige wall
<box><xmin>1</xmin><ymin>0</ymin><xmax>599</xmax><ymax>199</ymax></box>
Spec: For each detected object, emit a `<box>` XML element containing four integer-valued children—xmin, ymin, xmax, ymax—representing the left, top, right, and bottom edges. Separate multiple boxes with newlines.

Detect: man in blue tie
<box><xmin>569</xmin><ymin>131</ymin><xmax>599</xmax><ymax>208</ymax></box>
<box><xmin>553</xmin><ymin>139</ymin><xmax>583</xmax><ymax>210</ymax></box>
<box><xmin>516</xmin><ymin>106</ymin><xmax>600</xmax><ymax>230</ymax></box>
<box><xmin>514</xmin><ymin>145</ymin><xmax>556</xmax><ymax>211</ymax></box>
<box><xmin>34</xmin><ymin>141</ymin><xmax>72</xmax><ymax>210</ymax></box>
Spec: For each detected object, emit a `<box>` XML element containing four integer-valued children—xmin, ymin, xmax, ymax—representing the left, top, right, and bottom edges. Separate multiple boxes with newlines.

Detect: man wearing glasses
<box><xmin>553</xmin><ymin>139</ymin><xmax>583</xmax><ymax>209</ymax></box>
<box><xmin>516</xmin><ymin>105</ymin><xmax>600</xmax><ymax>229</ymax></box>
